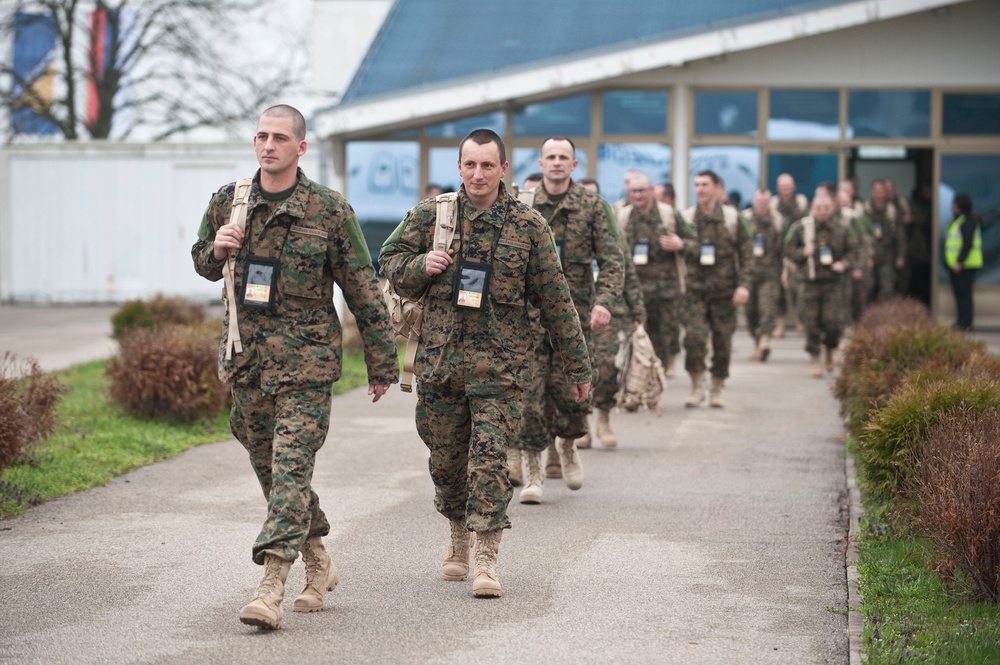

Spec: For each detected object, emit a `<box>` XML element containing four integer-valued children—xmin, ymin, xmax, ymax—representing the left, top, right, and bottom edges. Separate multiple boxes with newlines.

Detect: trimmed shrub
<box><xmin>106</xmin><ymin>325</ymin><xmax>226</xmax><ymax>422</ymax></box>
<box><xmin>834</xmin><ymin>324</ymin><xmax>984</xmax><ymax>439</ymax></box>
<box><xmin>0</xmin><ymin>352</ymin><xmax>66</xmax><ymax>472</ymax></box>
<box><xmin>856</xmin><ymin>296</ymin><xmax>932</xmax><ymax>335</ymax></box>
<box><xmin>911</xmin><ymin>408</ymin><xmax>1000</xmax><ymax>602</ymax></box>
<box><xmin>111</xmin><ymin>296</ymin><xmax>206</xmax><ymax>340</ymax></box>
<box><xmin>858</xmin><ymin>366</ymin><xmax>1000</xmax><ymax>515</ymax></box>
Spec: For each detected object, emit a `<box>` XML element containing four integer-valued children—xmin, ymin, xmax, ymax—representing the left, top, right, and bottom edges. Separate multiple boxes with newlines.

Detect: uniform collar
<box><xmin>248</xmin><ymin>168</ymin><xmax>309</xmax><ymax>220</ymax></box>
<box><xmin>459</xmin><ymin>183</ymin><xmax>508</xmax><ymax>229</ymax></box>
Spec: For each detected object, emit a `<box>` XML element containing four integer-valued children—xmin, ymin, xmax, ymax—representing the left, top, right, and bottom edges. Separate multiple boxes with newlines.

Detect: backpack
<box><xmin>382</xmin><ymin>192</ymin><xmax>458</xmax><ymax>392</ymax></box>
<box><xmin>615</xmin><ymin>324</ymin><xmax>668</xmax><ymax>413</ymax></box>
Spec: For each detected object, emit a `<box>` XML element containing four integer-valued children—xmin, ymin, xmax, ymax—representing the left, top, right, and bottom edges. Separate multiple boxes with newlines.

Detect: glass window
<box><xmin>767</xmin><ymin>89</ymin><xmax>839</xmax><ymax>140</ymax></box>
<box><xmin>694</xmin><ymin>91</ymin><xmax>758</xmax><ymax>136</ymax></box>
<box><xmin>602</xmin><ymin>91</ymin><xmax>668</xmax><ymax>134</ymax></box>
<box><xmin>597</xmin><ymin>143</ymin><xmax>672</xmax><ymax>205</ymax></box>
<box><xmin>689</xmin><ymin>146</ymin><xmax>761</xmax><ymax>210</ymax></box>
<box><xmin>942</xmin><ymin>93</ymin><xmax>1000</xmax><ymax>136</ymax></box>
<box><xmin>513</xmin><ymin>94</ymin><xmax>591</xmax><ymax>137</ymax></box>
<box><xmin>512</xmin><ymin>147</ymin><xmax>588</xmax><ymax>190</ymax></box>
<box><xmin>847</xmin><ymin>90</ymin><xmax>930</xmax><ymax>138</ymax></box>
<box><xmin>428</xmin><ymin>147</ymin><xmax>461</xmax><ymax>197</ymax></box>
<box><xmin>425</xmin><ymin>111</ymin><xmax>505</xmax><ymax>138</ymax></box>
<box><xmin>345</xmin><ymin>141</ymin><xmax>419</xmax><ymax>264</ymax></box>
<box><xmin>940</xmin><ymin>154</ymin><xmax>1000</xmax><ymax>285</ymax></box>
<box><xmin>766</xmin><ymin>153</ymin><xmax>838</xmax><ymax>202</ymax></box>
<box><xmin>386</xmin><ymin>128</ymin><xmax>419</xmax><ymax>139</ymax></box>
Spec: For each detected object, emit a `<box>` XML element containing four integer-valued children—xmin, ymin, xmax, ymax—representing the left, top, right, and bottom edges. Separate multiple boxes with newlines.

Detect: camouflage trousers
<box><xmin>516</xmin><ymin>336</ymin><xmax>593</xmax><ymax>452</ymax></box>
<box><xmin>683</xmin><ymin>290</ymin><xmax>738</xmax><ymax>379</ymax></box>
<box><xmin>592</xmin><ymin>322</ymin><xmax>624</xmax><ymax>412</ymax></box>
<box><xmin>872</xmin><ymin>260</ymin><xmax>900</xmax><ymax>303</ymax></box>
<box><xmin>746</xmin><ymin>277</ymin><xmax>781</xmax><ymax>340</ymax></box>
<box><xmin>416</xmin><ymin>373</ymin><xmax>520</xmax><ymax>532</ymax></box>
<box><xmin>850</xmin><ymin>271</ymin><xmax>870</xmax><ymax>323</ymax></box>
<box><xmin>643</xmin><ymin>294</ymin><xmax>682</xmax><ymax>368</ymax></box>
<box><xmin>230</xmin><ymin>382</ymin><xmax>333</xmax><ymax>566</ymax></box>
<box><xmin>798</xmin><ymin>279</ymin><xmax>847</xmax><ymax>356</ymax></box>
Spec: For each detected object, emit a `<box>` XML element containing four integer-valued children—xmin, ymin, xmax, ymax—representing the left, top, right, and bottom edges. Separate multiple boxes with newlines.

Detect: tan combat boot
<box><xmin>596</xmin><ymin>408</ymin><xmax>618</xmax><ymax>448</ymax></box>
<box><xmin>810</xmin><ymin>354</ymin><xmax>823</xmax><ymax>378</ymax></box>
<box><xmin>239</xmin><ymin>554</ymin><xmax>292</xmax><ymax>629</ymax></box>
<box><xmin>758</xmin><ymin>334</ymin><xmax>771</xmax><ymax>362</ymax></box>
<box><xmin>749</xmin><ymin>337</ymin><xmax>762</xmax><ymax>361</ymax></box>
<box><xmin>709</xmin><ymin>376</ymin><xmax>726</xmax><ymax>408</ymax></box>
<box><xmin>472</xmin><ymin>529</ymin><xmax>503</xmax><ymax>598</ymax></box>
<box><xmin>664</xmin><ymin>354</ymin><xmax>676</xmax><ymax>378</ymax></box>
<box><xmin>293</xmin><ymin>536</ymin><xmax>340</xmax><ymax>612</ymax></box>
<box><xmin>574</xmin><ymin>421</ymin><xmax>592</xmax><ymax>449</ymax></box>
<box><xmin>773</xmin><ymin>316</ymin><xmax>786</xmax><ymax>339</ymax></box>
<box><xmin>442</xmin><ymin>519</ymin><xmax>472</xmax><ymax>581</ymax></box>
<box><xmin>544</xmin><ymin>440</ymin><xmax>562</xmax><ymax>479</ymax></box>
<box><xmin>684</xmin><ymin>372</ymin><xmax>706</xmax><ymax>408</ymax></box>
<box><xmin>824</xmin><ymin>347</ymin><xmax>836</xmax><ymax>373</ymax></box>
<box><xmin>556</xmin><ymin>437</ymin><xmax>584</xmax><ymax>490</ymax></box>
<box><xmin>507</xmin><ymin>447</ymin><xmax>523</xmax><ymax>487</ymax></box>
<box><xmin>519</xmin><ymin>450</ymin><xmax>544</xmax><ymax>504</ymax></box>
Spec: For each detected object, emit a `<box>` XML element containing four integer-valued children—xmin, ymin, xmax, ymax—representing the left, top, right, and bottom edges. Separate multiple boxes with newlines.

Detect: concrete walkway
<box><xmin>0</xmin><ymin>305</ymin><xmax>852</xmax><ymax>664</ymax></box>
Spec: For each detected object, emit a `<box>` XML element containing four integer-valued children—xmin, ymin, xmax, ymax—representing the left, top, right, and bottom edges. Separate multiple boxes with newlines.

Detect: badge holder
<box><xmin>753</xmin><ymin>234</ymin><xmax>765</xmax><ymax>258</ymax></box>
<box><xmin>453</xmin><ymin>260</ymin><xmax>492</xmax><ymax>310</ymax></box>
<box><xmin>633</xmin><ymin>240</ymin><xmax>650</xmax><ymax>266</ymax></box>
<box><xmin>873</xmin><ymin>223</ymin><xmax>883</xmax><ymax>239</ymax></box>
<box><xmin>700</xmin><ymin>242</ymin><xmax>717</xmax><ymax>266</ymax></box>
<box><xmin>242</xmin><ymin>255</ymin><xmax>280</xmax><ymax>310</ymax></box>
<box><xmin>819</xmin><ymin>246</ymin><xmax>834</xmax><ymax>266</ymax></box>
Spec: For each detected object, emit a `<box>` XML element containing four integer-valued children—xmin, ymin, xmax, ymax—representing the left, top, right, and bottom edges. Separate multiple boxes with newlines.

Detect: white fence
<box><xmin>0</xmin><ymin>142</ymin><xmax>321</xmax><ymax>303</ymax></box>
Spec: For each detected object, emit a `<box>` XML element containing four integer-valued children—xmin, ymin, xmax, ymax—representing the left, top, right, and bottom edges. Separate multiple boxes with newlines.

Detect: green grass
<box><xmin>856</xmin><ymin>515</ymin><xmax>1000</xmax><ymax>663</ymax></box>
<box><xmin>0</xmin><ymin>351</ymin><xmax>371</xmax><ymax>519</ymax></box>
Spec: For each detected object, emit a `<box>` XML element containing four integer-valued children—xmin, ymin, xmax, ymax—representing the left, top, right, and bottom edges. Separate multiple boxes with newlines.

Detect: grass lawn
<box><xmin>0</xmin><ymin>351</ymin><xmax>372</xmax><ymax>519</ymax></box>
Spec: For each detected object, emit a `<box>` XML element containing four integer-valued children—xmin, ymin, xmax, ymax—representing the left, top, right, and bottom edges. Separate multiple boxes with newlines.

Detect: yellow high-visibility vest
<box><xmin>944</xmin><ymin>214</ymin><xmax>983</xmax><ymax>269</ymax></box>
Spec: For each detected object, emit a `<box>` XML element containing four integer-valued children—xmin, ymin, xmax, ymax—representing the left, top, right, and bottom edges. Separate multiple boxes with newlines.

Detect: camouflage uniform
<box><xmin>517</xmin><ymin>181</ymin><xmax>625</xmax><ymax>451</ymax></box>
<box><xmin>619</xmin><ymin>202</ymin><xmax>682</xmax><ymax>367</ymax></box>
<box><xmin>191</xmin><ymin>168</ymin><xmax>399</xmax><ymax>565</ymax></box>
<box><xmin>379</xmin><ymin>183</ymin><xmax>590</xmax><ymax>531</ymax></box>
<box><xmin>784</xmin><ymin>212</ymin><xmax>856</xmax><ymax>356</ymax></box>
<box><xmin>772</xmin><ymin>195</ymin><xmax>809</xmax><ymax>328</ymax></box>
<box><xmin>866</xmin><ymin>201</ymin><xmax>907</xmax><ymax>302</ymax></box>
<box><xmin>678</xmin><ymin>204</ymin><xmax>754</xmax><ymax>379</ymax></box>
<box><xmin>841</xmin><ymin>204</ymin><xmax>874</xmax><ymax>324</ymax></box>
<box><xmin>744</xmin><ymin>208</ymin><xmax>785</xmax><ymax>343</ymax></box>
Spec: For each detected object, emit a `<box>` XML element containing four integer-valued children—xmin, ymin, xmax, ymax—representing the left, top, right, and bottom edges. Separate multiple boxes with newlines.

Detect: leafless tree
<box><xmin>0</xmin><ymin>0</ymin><xmax>307</xmax><ymax>141</ymax></box>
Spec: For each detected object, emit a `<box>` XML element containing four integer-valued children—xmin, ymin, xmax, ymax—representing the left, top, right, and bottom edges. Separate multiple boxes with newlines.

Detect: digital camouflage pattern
<box><xmin>784</xmin><ymin>212</ymin><xmax>857</xmax><ymax>355</ymax></box>
<box><xmin>744</xmin><ymin>208</ymin><xmax>785</xmax><ymax>341</ymax></box>
<box><xmin>592</xmin><ymin>239</ymin><xmax>645</xmax><ymax>411</ymax></box>
<box><xmin>772</xmin><ymin>194</ymin><xmax>808</xmax><ymax>320</ymax></box>
<box><xmin>192</xmin><ymin>168</ymin><xmax>399</xmax><ymax>565</ymax></box>
<box><xmin>379</xmin><ymin>183</ymin><xmax>590</xmax><ymax>531</ymax></box>
<box><xmin>679</xmin><ymin>204</ymin><xmax>754</xmax><ymax>379</ymax></box>
<box><xmin>620</xmin><ymin>202</ymin><xmax>682</xmax><ymax>364</ymax></box>
<box><xmin>866</xmin><ymin>202</ymin><xmax>907</xmax><ymax>302</ymax></box>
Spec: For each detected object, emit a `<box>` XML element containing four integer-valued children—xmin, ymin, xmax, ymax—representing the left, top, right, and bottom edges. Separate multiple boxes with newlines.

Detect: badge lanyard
<box><xmin>452</xmin><ymin>199</ymin><xmax>508</xmax><ymax>310</ymax></box>
<box><xmin>241</xmin><ymin>211</ymin><xmax>295</xmax><ymax>310</ymax></box>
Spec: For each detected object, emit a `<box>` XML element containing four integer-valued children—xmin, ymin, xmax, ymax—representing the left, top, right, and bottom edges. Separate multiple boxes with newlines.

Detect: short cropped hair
<box><xmin>695</xmin><ymin>170</ymin><xmax>722</xmax><ymax>186</ymax></box>
<box><xmin>260</xmin><ymin>104</ymin><xmax>306</xmax><ymax>141</ymax></box>
<box><xmin>459</xmin><ymin>128</ymin><xmax>507</xmax><ymax>164</ymax></box>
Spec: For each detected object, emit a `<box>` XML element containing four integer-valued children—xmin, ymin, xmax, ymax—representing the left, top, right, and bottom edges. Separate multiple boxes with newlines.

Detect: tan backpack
<box><xmin>382</xmin><ymin>192</ymin><xmax>459</xmax><ymax>392</ymax></box>
<box><xmin>615</xmin><ymin>324</ymin><xmax>668</xmax><ymax>413</ymax></box>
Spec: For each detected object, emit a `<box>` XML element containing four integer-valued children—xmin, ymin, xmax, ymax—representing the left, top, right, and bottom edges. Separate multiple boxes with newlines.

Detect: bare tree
<box><xmin>0</xmin><ymin>0</ymin><xmax>307</xmax><ymax>141</ymax></box>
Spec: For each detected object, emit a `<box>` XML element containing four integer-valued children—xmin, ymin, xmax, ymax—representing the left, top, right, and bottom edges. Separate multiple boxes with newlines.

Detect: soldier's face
<box><xmin>777</xmin><ymin>176</ymin><xmax>795</xmax><ymax>200</ymax></box>
<box><xmin>752</xmin><ymin>192</ymin><xmax>770</xmax><ymax>217</ymax></box>
<box><xmin>254</xmin><ymin>115</ymin><xmax>306</xmax><ymax>177</ymax></box>
<box><xmin>694</xmin><ymin>176</ymin><xmax>716</xmax><ymax>206</ymax></box>
<box><xmin>871</xmin><ymin>183</ymin><xmax>886</xmax><ymax>207</ymax></box>
<box><xmin>627</xmin><ymin>180</ymin><xmax>654</xmax><ymax>210</ymax></box>
<box><xmin>538</xmin><ymin>140</ymin><xmax>577</xmax><ymax>186</ymax></box>
<box><xmin>458</xmin><ymin>140</ymin><xmax>507</xmax><ymax>202</ymax></box>
<box><xmin>812</xmin><ymin>195</ymin><xmax>834</xmax><ymax>221</ymax></box>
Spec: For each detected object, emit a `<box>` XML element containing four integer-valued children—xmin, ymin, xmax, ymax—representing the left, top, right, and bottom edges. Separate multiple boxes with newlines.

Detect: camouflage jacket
<box><xmin>771</xmin><ymin>194</ymin><xmax>809</xmax><ymax>227</ymax></box>
<box><xmin>619</xmin><ymin>238</ymin><xmax>647</xmax><ymax>324</ymax></box>
<box><xmin>191</xmin><ymin>168</ymin><xmax>399</xmax><ymax>392</ymax></box>
<box><xmin>866</xmin><ymin>202</ymin><xmax>907</xmax><ymax>264</ymax></box>
<box><xmin>620</xmin><ymin>202</ymin><xmax>685</xmax><ymax>302</ymax></box>
<box><xmin>678</xmin><ymin>203</ymin><xmax>754</xmax><ymax>297</ymax></box>
<box><xmin>530</xmin><ymin>181</ymin><xmax>625</xmax><ymax>325</ymax></box>
<box><xmin>379</xmin><ymin>183</ymin><xmax>591</xmax><ymax>395</ymax></box>
<box><xmin>784</xmin><ymin>213</ymin><xmax>857</xmax><ymax>283</ymax></box>
<box><xmin>746</xmin><ymin>210</ymin><xmax>785</xmax><ymax>283</ymax></box>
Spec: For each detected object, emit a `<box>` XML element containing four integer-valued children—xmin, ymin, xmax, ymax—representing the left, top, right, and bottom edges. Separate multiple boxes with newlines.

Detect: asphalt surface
<box><xmin>0</xmin><ymin>304</ymin><xmax>854</xmax><ymax>664</ymax></box>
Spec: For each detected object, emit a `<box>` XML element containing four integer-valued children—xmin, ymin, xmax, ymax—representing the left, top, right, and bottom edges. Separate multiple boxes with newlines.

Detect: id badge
<box><xmin>700</xmin><ymin>243</ymin><xmax>716</xmax><ymax>266</ymax></box>
<box><xmin>453</xmin><ymin>260</ymin><xmax>491</xmax><ymax>310</ymax></box>
<box><xmin>633</xmin><ymin>240</ymin><xmax>650</xmax><ymax>266</ymax></box>
<box><xmin>753</xmin><ymin>234</ymin><xmax>765</xmax><ymax>258</ymax></box>
<box><xmin>554</xmin><ymin>241</ymin><xmax>565</xmax><ymax>270</ymax></box>
<box><xmin>819</xmin><ymin>246</ymin><xmax>833</xmax><ymax>266</ymax></box>
<box><xmin>873</xmin><ymin>223</ymin><xmax>883</xmax><ymax>239</ymax></box>
<box><xmin>242</xmin><ymin>255</ymin><xmax>280</xmax><ymax>309</ymax></box>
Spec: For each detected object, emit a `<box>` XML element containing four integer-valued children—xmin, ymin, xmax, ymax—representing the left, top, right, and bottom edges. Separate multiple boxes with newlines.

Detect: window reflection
<box><xmin>603</xmin><ymin>91</ymin><xmax>668</xmax><ymax>134</ymax></box>
<box><xmin>597</xmin><ymin>143</ymin><xmax>671</xmax><ymax>204</ymax></box>
<box><xmin>847</xmin><ymin>90</ymin><xmax>930</xmax><ymax>138</ymax></box>
<box><xmin>426</xmin><ymin>111</ymin><xmax>505</xmax><ymax>138</ymax></box>
<box><xmin>513</xmin><ymin>94</ymin><xmax>591</xmax><ymax>137</ymax></box>
<box><xmin>767</xmin><ymin>89</ymin><xmax>839</xmax><ymax>140</ymax></box>
<box><xmin>942</xmin><ymin>94</ymin><xmax>1000</xmax><ymax>136</ymax></box>
<box><xmin>695</xmin><ymin>91</ymin><xmax>758</xmax><ymax>136</ymax></box>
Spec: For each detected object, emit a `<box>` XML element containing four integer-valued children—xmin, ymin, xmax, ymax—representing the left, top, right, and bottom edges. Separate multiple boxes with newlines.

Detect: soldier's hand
<box><xmin>659</xmin><ymin>233</ymin><xmax>683</xmax><ymax>252</ymax></box>
<box><xmin>732</xmin><ymin>286</ymin><xmax>750</xmax><ymax>307</ymax></box>
<box><xmin>802</xmin><ymin>242</ymin><xmax>815</xmax><ymax>257</ymax></box>
<box><xmin>832</xmin><ymin>261</ymin><xmax>846</xmax><ymax>273</ymax></box>
<box><xmin>590</xmin><ymin>305</ymin><xmax>612</xmax><ymax>331</ymax></box>
<box><xmin>852</xmin><ymin>268</ymin><xmax>864</xmax><ymax>280</ymax></box>
<box><xmin>571</xmin><ymin>382</ymin><xmax>591</xmax><ymax>403</ymax></box>
<box><xmin>368</xmin><ymin>384</ymin><xmax>389</xmax><ymax>403</ymax></box>
<box><xmin>213</xmin><ymin>223</ymin><xmax>244</xmax><ymax>261</ymax></box>
<box><xmin>425</xmin><ymin>249</ymin><xmax>454</xmax><ymax>276</ymax></box>
<box><xmin>895</xmin><ymin>256</ymin><xmax>905</xmax><ymax>269</ymax></box>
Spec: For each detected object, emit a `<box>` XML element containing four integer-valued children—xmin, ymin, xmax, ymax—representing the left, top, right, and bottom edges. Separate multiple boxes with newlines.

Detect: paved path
<box><xmin>0</xmin><ymin>306</ymin><xmax>851</xmax><ymax>664</ymax></box>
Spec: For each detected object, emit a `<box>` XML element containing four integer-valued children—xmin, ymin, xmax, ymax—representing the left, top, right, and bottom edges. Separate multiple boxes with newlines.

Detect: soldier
<box><xmin>772</xmin><ymin>173</ymin><xmax>809</xmax><ymax>338</ymax></box>
<box><xmin>618</xmin><ymin>171</ymin><xmax>683</xmax><ymax>379</ymax></box>
<box><xmin>743</xmin><ymin>189</ymin><xmax>785</xmax><ymax>362</ymax></box>
<box><xmin>866</xmin><ymin>179</ymin><xmax>907</xmax><ymax>302</ymax></box>
<box><xmin>379</xmin><ymin>129</ymin><xmax>591</xmax><ymax>597</ymax></box>
<box><xmin>837</xmin><ymin>179</ymin><xmax>873</xmax><ymax>324</ymax></box>
<box><xmin>784</xmin><ymin>191</ymin><xmax>855</xmax><ymax>377</ymax></box>
<box><xmin>514</xmin><ymin>136</ymin><xmax>624</xmax><ymax>504</ymax></box>
<box><xmin>191</xmin><ymin>104</ymin><xmax>399</xmax><ymax>630</ymax></box>
<box><xmin>577</xmin><ymin>178</ymin><xmax>645</xmax><ymax>448</ymax></box>
<box><xmin>655</xmin><ymin>181</ymin><xmax>677</xmax><ymax>207</ymax></box>
<box><xmin>679</xmin><ymin>170</ymin><xmax>753</xmax><ymax>408</ymax></box>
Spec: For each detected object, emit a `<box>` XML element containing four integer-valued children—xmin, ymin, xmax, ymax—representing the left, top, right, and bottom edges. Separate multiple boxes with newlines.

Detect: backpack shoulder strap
<box><xmin>655</xmin><ymin>202</ymin><xmax>676</xmax><ymax>233</ymax></box>
<box><xmin>616</xmin><ymin>204</ymin><xmax>633</xmax><ymax>230</ymax></box>
<box><xmin>517</xmin><ymin>187</ymin><xmax>537</xmax><ymax>207</ymax></box>
<box><xmin>222</xmin><ymin>177</ymin><xmax>255</xmax><ymax>360</ymax></box>
<box><xmin>433</xmin><ymin>192</ymin><xmax>459</xmax><ymax>252</ymax></box>
<box><xmin>722</xmin><ymin>204</ymin><xmax>739</xmax><ymax>239</ymax></box>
